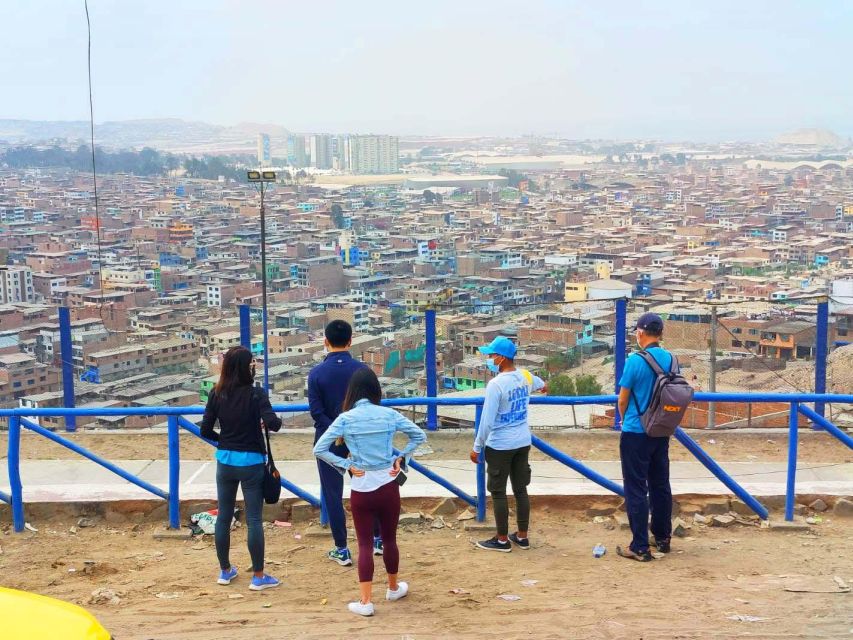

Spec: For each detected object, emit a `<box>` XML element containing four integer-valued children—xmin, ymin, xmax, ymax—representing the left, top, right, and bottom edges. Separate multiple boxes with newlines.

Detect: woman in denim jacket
<box><xmin>313</xmin><ymin>368</ymin><xmax>426</xmax><ymax>617</ymax></box>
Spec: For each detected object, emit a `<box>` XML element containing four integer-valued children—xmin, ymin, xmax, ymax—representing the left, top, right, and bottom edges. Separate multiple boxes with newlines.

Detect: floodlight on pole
<box><xmin>247</xmin><ymin>170</ymin><xmax>276</xmax><ymax>391</ymax></box>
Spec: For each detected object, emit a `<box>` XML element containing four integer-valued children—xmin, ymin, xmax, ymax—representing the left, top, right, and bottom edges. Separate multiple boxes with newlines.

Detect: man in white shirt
<box><xmin>470</xmin><ymin>336</ymin><xmax>546</xmax><ymax>552</ymax></box>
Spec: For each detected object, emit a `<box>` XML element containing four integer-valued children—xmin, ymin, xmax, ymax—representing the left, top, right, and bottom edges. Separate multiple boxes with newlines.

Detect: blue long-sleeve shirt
<box><xmin>474</xmin><ymin>369</ymin><xmax>545</xmax><ymax>453</ymax></box>
<box><xmin>307</xmin><ymin>351</ymin><xmax>367</xmax><ymax>441</ymax></box>
<box><xmin>313</xmin><ymin>399</ymin><xmax>427</xmax><ymax>473</ymax></box>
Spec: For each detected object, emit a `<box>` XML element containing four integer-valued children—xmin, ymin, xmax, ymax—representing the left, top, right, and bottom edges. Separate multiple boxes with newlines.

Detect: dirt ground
<box><xmin>1</xmin><ymin>503</ymin><xmax>851</xmax><ymax>639</ymax></box>
<box><xmin>2</xmin><ymin>429</ymin><xmax>851</xmax><ymax>464</ymax></box>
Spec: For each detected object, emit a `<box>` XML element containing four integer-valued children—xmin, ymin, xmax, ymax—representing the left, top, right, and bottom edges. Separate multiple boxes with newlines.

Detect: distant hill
<box><xmin>775</xmin><ymin>128</ymin><xmax>850</xmax><ymax>148</ymax></box>
<box><xmin>0</xmin><ymin>118</ymin><xmax>291</xmax><ymax>154</ymax></box>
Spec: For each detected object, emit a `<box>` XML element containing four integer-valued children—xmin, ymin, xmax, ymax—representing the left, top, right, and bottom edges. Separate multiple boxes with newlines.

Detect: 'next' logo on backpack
<box><xmin>663</xmin><ymin>405</ymin><xmax>681</xmax><ymax>412</ymax></box>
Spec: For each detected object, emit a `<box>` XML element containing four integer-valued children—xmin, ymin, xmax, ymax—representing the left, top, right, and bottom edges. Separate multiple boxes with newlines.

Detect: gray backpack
<box><xmin>630</xmin><ymin>351</ymin><xmax>694</xmax><ymax>437</ymax></box>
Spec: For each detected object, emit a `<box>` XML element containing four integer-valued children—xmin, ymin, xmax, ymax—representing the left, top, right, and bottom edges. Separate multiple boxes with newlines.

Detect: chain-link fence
<box><xmin>643</xmin><ymin>297</ymin><xmax>849</xmax><ymax>429</ymax></box>
<box><xmin>828</xmin><ymin>299</ymin><xmax>853</xmax><ymax>427</ymax></box>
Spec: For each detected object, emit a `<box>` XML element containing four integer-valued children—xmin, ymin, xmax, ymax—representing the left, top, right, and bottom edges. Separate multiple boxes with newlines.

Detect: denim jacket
<box><xmin>313</xmin><ymin>399</ymin><xmax>427</xmax><ymax>473</ymax></box>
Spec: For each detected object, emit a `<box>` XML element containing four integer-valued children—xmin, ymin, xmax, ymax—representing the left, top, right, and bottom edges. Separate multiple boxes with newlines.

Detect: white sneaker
<box><xmin>386</xmin><ymin>581</ymin><xmax>409</xmax><ymax>601</ymax></box>
<box><xmin>348</xmin><ymin>601</ymin><xmax>375</xmax><ymax>617</ymax></box>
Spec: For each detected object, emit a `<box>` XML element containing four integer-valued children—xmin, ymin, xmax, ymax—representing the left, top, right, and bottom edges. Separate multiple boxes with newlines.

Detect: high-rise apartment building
<box><xmin>333</xmin><ymin>135</ymin><xmax>349</xmax><ymax>170</ymax></box>
<box><xmin>287</xmin><ymin>135</ymin><xmax>309</xmax><ymax>168</ymax></box>
<box><xmin>311</xmin><ymin>134</ymin><xmax>333</xmax><ymax>170</ymax></box>
<box><xmin>0</xmin><ymin>266</ymin><xmax>34</xmax><ymax>303</ymax></box>
<box><xmin>347</xmin><ymin>135</ymin><xmax>400</xmax><ymax>174</ymax></box>
<box><xmin>257</xmin><ymin>133</ymin><xmax>271</xmax><ymax>165</ymax></box>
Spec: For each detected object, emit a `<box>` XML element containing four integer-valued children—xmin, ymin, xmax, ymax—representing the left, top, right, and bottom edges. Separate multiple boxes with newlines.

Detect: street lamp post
<box><xmin>247</xmin><ymin>170</ymin><xmax>276</xmax><ymax>391</ymax></box>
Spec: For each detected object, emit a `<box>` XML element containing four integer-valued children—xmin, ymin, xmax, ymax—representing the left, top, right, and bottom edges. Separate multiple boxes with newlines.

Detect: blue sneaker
<box><xmin>373</xmin><ymin>537</ymin><xmax>384</xmax><ymax>556</ymax></box>
<box><xmin>249</xmin><ymin>574</ymin><xmax>280</xmax><ymax>591</ymax></box>
<box><xmin>217</xmin><ymin>566</ymin><xmax>238</xmax><ymax>585</ymax></box>
<box><xmin>328</xmin><ymin>547</ymin><xmax>353</xmax><ymax>566</ymax></box>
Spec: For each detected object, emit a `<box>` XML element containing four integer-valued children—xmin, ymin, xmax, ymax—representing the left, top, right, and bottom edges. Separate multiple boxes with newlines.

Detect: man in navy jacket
<box><xmin>308</xmin><ymin>320</ymin><xmax>381</xmax><ymax>566</ymax></box>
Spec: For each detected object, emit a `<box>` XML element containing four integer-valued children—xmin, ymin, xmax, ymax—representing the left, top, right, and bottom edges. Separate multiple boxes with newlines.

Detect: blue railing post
<box><xmin>785</xmin><ymin>402</ymin><xmax>798</xmax><ymax>522</ymax></box>
<box><xmin>425</xmin><ymin>309</ymin><xmax>438</xmax><ymax>431</ymax></box>
<box><xmin>8</xmin><ymin>416</ymin><xmax>25</xmax><ymax>532</ymax></box>
<box><xmin>474</xmin><ymin>404</ymin><xmax>486</xmax><ymax>522</ymax></box>
<box><xmin>239</xmin><ymin>304</ymin><xmax>251</xmax><ymax>350</ymax></box>
<box><xmin>813</xmin><ymin>301</ymin><xmax>829</xmax><ymax>424</ymax></box>
<box><xmin>613</xmin><ymin>297</ymin><xmax>627</xmax><ymax>430</ymax></box>
<box><xmin>59</xmin><ymin>307</ymin><xmax>76</xmax><ymax>432</ymax></box>
<box><xmin>167</xmin><ymin>415</ymin><xmax>180</xmax><ymax>529</ymax></box>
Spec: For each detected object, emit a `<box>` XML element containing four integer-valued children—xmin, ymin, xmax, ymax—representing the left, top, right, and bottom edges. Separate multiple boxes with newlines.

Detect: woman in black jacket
<box><xmin>200</xmin><ymin>346</ymin><xmax>282</xmax><ymax>591</ymax></box>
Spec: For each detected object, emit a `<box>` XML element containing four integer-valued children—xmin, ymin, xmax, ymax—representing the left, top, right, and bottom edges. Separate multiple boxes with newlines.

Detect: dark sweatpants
<box><xmin>350</xmin><ymin>481</ymin><xmax>401</xmax><ymax>582</ymax></box>
<box><xmin>485</xmin><ymin>445</ymin><xmax>531</xmax><ymax>537</ymax></box>
<box><xmin>619</xmin><ymin>432</ymin><xmax>672</xmax><ymax>553</ymax></box>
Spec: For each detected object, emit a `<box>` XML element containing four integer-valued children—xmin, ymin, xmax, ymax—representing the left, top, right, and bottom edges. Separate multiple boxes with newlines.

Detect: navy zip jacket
<box><xmin>307</xmin><ymin>351</ymin><xmax>367</xmax><ymax>442</ymax></box>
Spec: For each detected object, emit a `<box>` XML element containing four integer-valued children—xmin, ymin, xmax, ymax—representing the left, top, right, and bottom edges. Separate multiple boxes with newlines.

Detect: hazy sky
<box><xmin>4</xmin><ymin>0</ymin><xmax>853</xmax><ymax>139</ymax></box>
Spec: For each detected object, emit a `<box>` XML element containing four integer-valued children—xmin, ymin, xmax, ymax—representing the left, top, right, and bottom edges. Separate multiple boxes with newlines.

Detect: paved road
<box><xmin>2</xmin><ymin>458</ymin><xmax>851</xmax><ymax>502</ymax></box>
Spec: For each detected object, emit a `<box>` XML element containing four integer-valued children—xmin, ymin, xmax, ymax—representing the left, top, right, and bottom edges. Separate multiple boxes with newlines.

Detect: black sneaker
<box><xmin>509</xmin><ymin>532</ymin><xmax>530</xmax><ymax>550</ymax></box>
<box><xmin>476</xmin><ymin>536</ymin><xmax>512</xmax><ymax>552</ymax></box>
<box><xmin>653</xmin><ymin>538</ymin><xmax>671</xmax><ymax>554</ymax></box>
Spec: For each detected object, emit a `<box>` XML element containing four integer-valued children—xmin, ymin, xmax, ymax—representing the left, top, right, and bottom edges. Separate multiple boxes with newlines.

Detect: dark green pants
<box><xmin>485</xmin><ymin>445</ymin><xmax>531</xmax><ymax>537</ymax></box>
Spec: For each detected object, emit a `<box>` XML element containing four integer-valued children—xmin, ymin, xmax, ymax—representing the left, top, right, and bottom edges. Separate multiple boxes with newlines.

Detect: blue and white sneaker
<box><xmin>249</xmin><ymin>574</ymin><xmax>280</xmax><ymax>591</ymax></box>
<box><xmin>328</xmin><ymin>547</ymin><xmax>353</xmax><ymax>566</ymax></box>
<box><xmin>373</xmin><ymin>537</ymin><xmax>384</xmax><ymax>556</ymax></box>
<box><xmin>217</xmin><ymin>566</ymin><xmax>238</xmax><ymax>585</ymax></box>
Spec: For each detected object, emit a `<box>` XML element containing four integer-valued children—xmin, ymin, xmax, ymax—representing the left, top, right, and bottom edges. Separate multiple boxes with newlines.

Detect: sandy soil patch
<box><xmin>1</xmin><ymin>505</ymin><xmax>850</xmax><ymax>639</ymax></box>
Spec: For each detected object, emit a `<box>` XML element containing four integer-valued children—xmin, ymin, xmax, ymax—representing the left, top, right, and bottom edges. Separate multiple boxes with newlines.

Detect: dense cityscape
<box><xmin>0</xmin><ymin>124</ymin><xmax>851</xmax><ymax>430</ymax></box>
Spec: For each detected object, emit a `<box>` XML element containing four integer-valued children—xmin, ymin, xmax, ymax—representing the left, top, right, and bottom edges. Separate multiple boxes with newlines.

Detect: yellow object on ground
<box><xmin>0</xmin><ymin>587</ymin><xmax>111</xmax><ymax>640</ymax></box>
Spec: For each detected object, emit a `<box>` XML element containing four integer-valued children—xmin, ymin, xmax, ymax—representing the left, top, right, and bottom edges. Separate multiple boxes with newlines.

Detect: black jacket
<box><xmin>200</xmin><ymin>385</ymin><xmax>282</xmax><ymax>453</ymax></box>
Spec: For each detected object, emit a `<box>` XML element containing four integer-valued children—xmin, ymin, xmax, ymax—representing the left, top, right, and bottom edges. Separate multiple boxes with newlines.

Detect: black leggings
<box><xmin>215</xmin><ymin>462</ymin><xmax>265</xmax><ymax>573</ymax></box>
<box><xmin>485</xmin><ymin>446</ymin><xmax>531</xmax><ymax>537</ymax></box>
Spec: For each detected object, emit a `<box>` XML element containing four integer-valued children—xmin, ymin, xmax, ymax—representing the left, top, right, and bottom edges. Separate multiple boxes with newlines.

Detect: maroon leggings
<box><xmin>350</xmin><ymin>480</ymin><xmax>400</xmax><ymax>582</ymax></box>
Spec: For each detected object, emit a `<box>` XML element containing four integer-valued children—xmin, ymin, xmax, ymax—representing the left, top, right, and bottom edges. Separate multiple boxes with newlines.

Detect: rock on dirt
<box><xmin>672</xmin><ymin>518</ymin><xmax>691</xmax><ymax>538</ymax></box>
<box><xmin>431</xmin><ymin>498</ymin><xmax>458</xmax><ymax>517</ymax></box>
<box><xmin>833</xmin><ymin>498</ymin><xmax>853</xmax><ymax>517</ymax></box>
<box><xmin>89</xmin><ymin>588</ymin><xmax>122</xmax><ymax>605</ymax></box>
<box><xmin>808</xmin><ymin>499</ymin><xmax>828</xmax><ymax>513</ymax></box>
<box><xmin>398</xmin><ymin>512</ymin><xmax>423</xmax><ymax>526</ymax></box>
<box><xmin>711</xmin><ymin>515</ymin><xmax>735</xmax><ymax>528</ymax></box>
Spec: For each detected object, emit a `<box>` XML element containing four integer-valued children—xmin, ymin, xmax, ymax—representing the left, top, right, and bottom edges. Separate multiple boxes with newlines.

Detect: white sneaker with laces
<box><xmin>386</xmin><ymin>581</ymin><xmax>409</xmax><ymax>601</ymax></box>
<box><xmin>348</xmin><ymin>601</ymin><xmax>375</xmax><ymax>617</ymax></box>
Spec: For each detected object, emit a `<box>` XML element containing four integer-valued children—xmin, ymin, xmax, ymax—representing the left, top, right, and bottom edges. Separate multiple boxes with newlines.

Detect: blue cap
<box><xmin>635</xmin><ymin>312</ymin><xmax>664</xmax><ymax>333</ymax></box>
<box><xmin>478</xmin><ymin>336</ymin><xmax>517</xmax><ymax>359</ymax></box>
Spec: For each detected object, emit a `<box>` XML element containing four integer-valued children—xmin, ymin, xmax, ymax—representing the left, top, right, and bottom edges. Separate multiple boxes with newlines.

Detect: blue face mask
<box><xmin>486</xmin><ymin>358</ymin><xmax>500</xmax><ymax>373</ymax></box>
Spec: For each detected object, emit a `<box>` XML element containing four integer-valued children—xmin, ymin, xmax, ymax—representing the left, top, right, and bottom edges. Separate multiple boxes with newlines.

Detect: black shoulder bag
<box><xmin>254</xmin><ymin>387</ymin><xmax>282</xmax><ymax>504</ymax></box>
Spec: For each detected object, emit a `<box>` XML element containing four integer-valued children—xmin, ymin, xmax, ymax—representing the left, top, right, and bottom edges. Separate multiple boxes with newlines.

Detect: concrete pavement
<box><xmin>2</xmin><ymin>458</ymin><xmax>851</xmax><ymax>503</ymax></box>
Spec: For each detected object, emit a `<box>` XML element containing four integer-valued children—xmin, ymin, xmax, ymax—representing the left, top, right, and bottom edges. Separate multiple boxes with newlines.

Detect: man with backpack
<box><xmin>616</xmin><ymin>313</ymin><xmax>693</xmax><ymax>562</ymax></box>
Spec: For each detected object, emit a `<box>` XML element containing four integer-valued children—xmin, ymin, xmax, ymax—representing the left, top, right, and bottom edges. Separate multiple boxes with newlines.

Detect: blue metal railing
<box><xmin>3</xmin><ymin>392</ymin><xmax>852</xmax><ymax>532</ymax></box>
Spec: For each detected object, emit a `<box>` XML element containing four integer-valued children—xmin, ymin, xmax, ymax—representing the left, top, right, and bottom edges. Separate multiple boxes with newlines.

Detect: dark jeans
<box><xmin>619</xmin><ymin>432</ymin><xmax>672</xmax><ymax>554</ymax></box>
<box><xmin>316</xmin><ymin>439</ymin><xmax>380</xmax><ymax>549</ymax></box>
<box><xmin>485</xmin><ymin>445</ymin><xmax>531</xmax><ymax>537</ymax></box>
<box><xmin>215</xmin><ymin>462</ymin><xmax>265</xmax><ymax>573</ymax></box>
<box><xmin>350</xmin><ymin>481</ymin><xmax>400</xmax><ymax>582</ymax></box>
